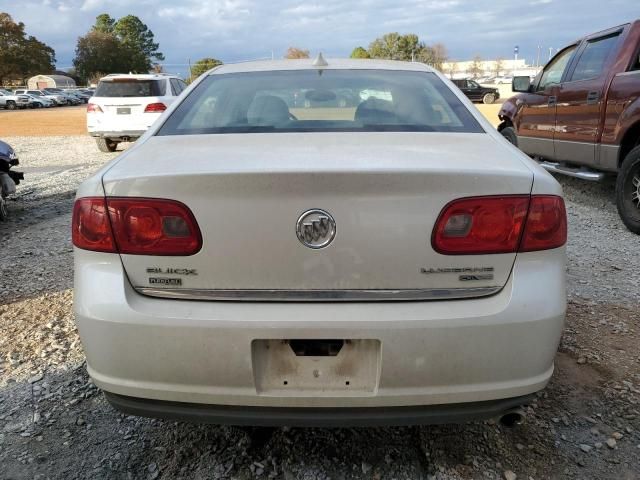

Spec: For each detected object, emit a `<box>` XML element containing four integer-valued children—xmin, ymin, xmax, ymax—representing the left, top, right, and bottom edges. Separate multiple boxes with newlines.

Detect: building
<box><xmin>441</xmin><ymin>59</ymin><xmax>540</xmax><ymax>79</ymax></box>
<box><xmin>27</xmin><ymin>74</ymin><xmax>76</xmax><ymax>90</ymax></box>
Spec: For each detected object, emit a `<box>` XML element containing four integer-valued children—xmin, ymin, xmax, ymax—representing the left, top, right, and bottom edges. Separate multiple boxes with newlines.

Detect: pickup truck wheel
<box><xmin>500</xmin><ymin>126</ymin><xmax>518</xmax><ymax>147</ymax></box>
<box><xmin>482</xmin><ymin>93</ymin><xmax>496</xmax><ymax>104</ymax></box>
<box><xmin>96</xmin><ymin>138</ymin><xmax>118</xmax><ymax>153</ymax></box>
<box><xmin>6</xmin><ymin>101</ymin><xmax>16</xmax><ymax>110</ymax></box>
<box><xmin>616</xmin><ymin>145</ymin><xmax>640</xmax><ymax>234</ymax></box>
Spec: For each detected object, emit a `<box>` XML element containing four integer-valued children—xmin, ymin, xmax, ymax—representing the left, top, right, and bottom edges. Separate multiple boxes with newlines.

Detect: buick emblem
<box><xmin>296</xmin><ymin>209</ymin><xmax>336</xmax><ymax>249</ymax></box>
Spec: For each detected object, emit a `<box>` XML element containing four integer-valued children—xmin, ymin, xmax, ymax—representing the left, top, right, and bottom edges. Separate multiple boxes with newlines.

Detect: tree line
<box><xmin>73</xmin><ymin>14</ymin><xmax>164</xmax><ymax>84</ymax></box>
<box><xmin>350</xmin><ymin>33</ymin><xmax>448</xmax><ymax>70</ymax></box>
<box><xmin>0</xmin><ymin>13</ymin><xmax>56</xmax><ymax>85</ymax></box>
<box><xmin>1</xmin><ymin>11</ymin><xmax>451</xmax><ymax>87</ymax></box>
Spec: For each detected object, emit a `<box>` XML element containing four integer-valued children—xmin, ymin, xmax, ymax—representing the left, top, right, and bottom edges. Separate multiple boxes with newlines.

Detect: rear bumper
<box><xmin>74</xmin><ymin>247</ymin><xmax>566</xmax><ymax>418</ymax></box>
<box><xmin>105</xmin><ymin>391</ymin><xmax>534</xmax><ymax>427</ymax></box>
<box><xmin>89</xmin><ymin>130</ymin><xmax>146</xmax><ymax>141</ymax></box>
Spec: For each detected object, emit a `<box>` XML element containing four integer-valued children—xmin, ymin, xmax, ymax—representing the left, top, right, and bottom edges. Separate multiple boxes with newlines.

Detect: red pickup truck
<box><xmin>498</xmin><ymin>20</ymin><xmax>640</xmax><ymax>234</ymax></box>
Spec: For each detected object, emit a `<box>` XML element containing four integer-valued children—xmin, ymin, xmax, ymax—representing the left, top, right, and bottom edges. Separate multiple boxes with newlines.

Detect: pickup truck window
<box><xmin>631</xmin><ymin>48</ymin><xmax>640</xmax><ymax>71</ymax></box>
<box><xmin>537</xmin><ymin>46</ymin><xmax>576</xmax><ymax>91</ymax></box>
<box><xmin>569</xmin><ymin>33</ymin><xmax>620</xmax><ymax>82</ymax></box>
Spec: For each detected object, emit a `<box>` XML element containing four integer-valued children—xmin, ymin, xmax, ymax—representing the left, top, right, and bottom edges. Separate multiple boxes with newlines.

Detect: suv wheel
<box><xmin>616</xmin><ymin>144</ymin><xmax>640</xmax><ymax>234</ymax></box>
<box><xmin>500</xmin><ymin>126</ymin><xmax>518</xmax><ymax>147</ymax></box>
<box><xmin>6</xmin><ymin>101</ymin><xmax>16</xmax><ymax>110</ymax></box>
<box><xmin>0</xmin><ymin>197</ymin><xmax>7</xmax><ymax>221</ymax></box>
<box><xmin>482</xmin><ymin>93</ymin><xmax>496</xmax><ymax>104</ymax></box>
<box><xmin>96</xmin><ymin>138</ymin><xmax>119</xmax><ymax>153</ymax></box>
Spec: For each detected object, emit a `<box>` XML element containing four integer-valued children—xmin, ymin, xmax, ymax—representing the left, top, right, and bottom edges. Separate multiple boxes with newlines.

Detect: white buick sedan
<box><xmin>73</xmin><ymin>58</ymin><xmax>567</xmax><ymax>426</ymax></box>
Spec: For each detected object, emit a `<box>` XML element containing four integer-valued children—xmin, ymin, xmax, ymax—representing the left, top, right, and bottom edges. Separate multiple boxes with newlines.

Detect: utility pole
<box><xmin>548</xmin><ymin>47</ymin><xmax>553</xmax><ymax>60</ymax></box>
<box><xmin>536</xmin><ymin>45</ymin><xmax>541</xmax><ymax>68</ymax></box>
<box><xmin>188</xmin><ymin>58</ymin><xmax>193</xmax><ymax>83</ymax></box>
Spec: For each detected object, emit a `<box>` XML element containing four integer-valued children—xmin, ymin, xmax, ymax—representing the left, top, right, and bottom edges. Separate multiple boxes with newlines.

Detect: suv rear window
<box><xmin>95</xmin><ymin>79</ymin><xmax>166</xmax><ymax>97</ymax></box>
<box><xmin>157</xmin><ymin>70</ymin><xmax>483</xmax><ymax>135</ymax></box>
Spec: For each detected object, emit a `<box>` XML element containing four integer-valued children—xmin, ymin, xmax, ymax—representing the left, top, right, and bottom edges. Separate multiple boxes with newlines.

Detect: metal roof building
<box><xmin>27</xmin><ymin>74</ymin><xmax>76</xmax><ymax>89</ymax></box>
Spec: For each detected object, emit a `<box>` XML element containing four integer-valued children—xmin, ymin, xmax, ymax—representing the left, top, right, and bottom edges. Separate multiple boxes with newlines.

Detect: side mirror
<box><xmin>512</xmin><ymin>76</ymin><xmax>531</xmax><ymax>93</ymax></box>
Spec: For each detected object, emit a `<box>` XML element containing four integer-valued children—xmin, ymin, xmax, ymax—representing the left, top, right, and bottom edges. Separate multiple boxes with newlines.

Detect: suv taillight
<box><xmin>72</xmin><ymin>197</ymin><xmax>202</xmax><ymax>255</ymax></box>
<box><xmin>432</xmin><ymin>195</ymin><xmax>566</xmax><ymax>255</ymax></box>
<box><xmin>144</xmin><ymin>102</ymin><xmax>166</xmax><ymax>113</ymax></box>
<box><xmin>87</xmin><ymin>103</ymin><xmax>102</xmax><ymax>113</ymax></box>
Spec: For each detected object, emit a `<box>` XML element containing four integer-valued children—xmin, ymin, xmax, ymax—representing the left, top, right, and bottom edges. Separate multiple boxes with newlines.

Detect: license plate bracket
<box><xmin>251</xmin><ymin>339</ymin><xmax>381</xmax><ymax>395</ymax></box>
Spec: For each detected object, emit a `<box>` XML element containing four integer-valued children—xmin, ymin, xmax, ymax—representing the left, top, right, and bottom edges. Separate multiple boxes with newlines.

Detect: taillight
<box><xmin>72</xmin><ymin>197</ymin><xmax>116</xmax><ymax>253</ymax></box>
<box><xmin>519</xmin><ymin>195</ymin><xmax>567</xmax><ymax>252</ymax></box>
<box><xmin>144</xmin><ymin>102</ymin><xmax>166</xmax><ymax>113</ymax></box>
<box><xmin>72</xmin><ymin>197</ymin><xmax>202</xmax><ymax>256</ymax></box>
<box><xmin>432</xmin><ymin>195</ymin><xmax>566</xmax><ymax>255</ymax></box>
<box><xmin>87</xmin><ymin>103</ymin><xmax>102</xmax><ymax>113</ymax></box>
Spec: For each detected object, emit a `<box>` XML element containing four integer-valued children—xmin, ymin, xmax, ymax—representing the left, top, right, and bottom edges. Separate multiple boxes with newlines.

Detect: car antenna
<box><xmin>312</xmin><ymin>52</ymin><xmax>328</xmax><ymax>67</ymax></box>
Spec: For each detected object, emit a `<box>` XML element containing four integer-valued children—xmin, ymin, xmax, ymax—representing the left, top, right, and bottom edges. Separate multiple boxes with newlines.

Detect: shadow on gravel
<box><xmin>0</xmin><ymin>360</ymin><xmax>565</xmax><ymax>480</ymax></box>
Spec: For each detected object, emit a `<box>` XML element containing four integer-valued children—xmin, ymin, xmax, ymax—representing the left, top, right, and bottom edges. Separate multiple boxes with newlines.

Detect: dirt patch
<box><xmin>0</xmin><ymin>106</ymin><xmax>87</xmax><ymax>136</ymax></box>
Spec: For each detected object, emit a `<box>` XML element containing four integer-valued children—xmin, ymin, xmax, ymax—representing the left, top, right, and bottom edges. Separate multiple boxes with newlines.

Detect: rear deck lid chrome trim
<box><xmin>135</xmin><ymin>286</ymin><xmax>502</xmax><ymax>302</ymax></box>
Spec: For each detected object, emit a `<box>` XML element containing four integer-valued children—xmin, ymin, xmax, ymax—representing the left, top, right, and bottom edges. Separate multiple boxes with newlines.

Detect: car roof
<box><xmin>209</xmin><ymin>58</ymin><xmax>436</xmax><ymax>75</ymax></box>
<box><xmin>99</xmin><ymin>74</ymin><xmax>178</xmax><ymax>81</ymax></box>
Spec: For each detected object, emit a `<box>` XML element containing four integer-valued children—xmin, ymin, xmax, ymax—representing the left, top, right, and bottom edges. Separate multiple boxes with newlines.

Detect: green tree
<box><xmin>0</xmin><ymin>13</ymin><xmax>55</xmax><ymax>85</ymax></box>
<box><xmin>113</xmin><ymin>15</ymin><xmax>164</xmax><ymax>72</ymax></box>
<box><xmin>93</xmin><ymin>13</ymin><xmax>115</xmax><ymax>33</ymax></box>
<box><xmin>190</xmin><ymin>57</ymin><xmax>223</xmax><ymax>80</ymax></box>
<box><xmin>350</xmin><ymin>47</ymin><xmax>370</xmax><ymax>59</ymax></box>
<box><xmin>366</xmin><ymin>33</ymin><xmax>447</xmax><ymax>67</ymax></box>
<box><xmin>73</xmin><ymin>31</ymin><xmax>129</xmax><ymax>82</ymax></box>
<box><xmin>73</xmin><ymin>14</ymin><xmax>164</xmax><ymax>83</ymax></box>
<box><xmin>284</xmin><ymin>47</ymin><xmax>310</xmax><ymax>59</ymax></box>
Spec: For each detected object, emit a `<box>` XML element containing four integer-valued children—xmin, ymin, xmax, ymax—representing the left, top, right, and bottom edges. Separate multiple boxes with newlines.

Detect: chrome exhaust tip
<box><xmin>499</xmin><ymin>408</ymin><xmax>525</xmax><ymax>427</ymax></box>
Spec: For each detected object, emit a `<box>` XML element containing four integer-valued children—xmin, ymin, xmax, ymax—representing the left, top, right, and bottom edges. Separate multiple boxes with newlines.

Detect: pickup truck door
<box><xmin>516</xmin><ymin>45</ymin><xmax>577</xmax><ymax>159</ymax></box>
<box><xmin>554</xmin><ymin>30</ymin><xmax>623</xmax><ymax>168</ymax></box>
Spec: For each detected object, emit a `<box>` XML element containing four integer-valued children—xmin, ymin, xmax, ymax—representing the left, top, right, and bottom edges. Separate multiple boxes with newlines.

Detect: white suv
<box><xmin>87</xmin><ymin>73</ymin><xmax>187</xmax><ymax>152</ymax></box>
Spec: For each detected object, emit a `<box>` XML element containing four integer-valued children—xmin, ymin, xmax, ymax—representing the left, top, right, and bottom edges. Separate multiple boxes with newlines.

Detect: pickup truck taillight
<box><xmin>144</xmin><ymin>102</ymin><xmax>166</xmax><ymax>113</ymax></box>
<box><xmin>87</xmin><ymin>103</ymin><xmax>102</xmax><ymax>113</ymax></box>
<box><xmin>72</xmin><ymin>197</ymin><xmax>202</xmax><ymax>255</ymax></box>
<box><xmin>432</xmin><ymin>195</ymin><xmax>566</xmax><ymax>255</ymax></box>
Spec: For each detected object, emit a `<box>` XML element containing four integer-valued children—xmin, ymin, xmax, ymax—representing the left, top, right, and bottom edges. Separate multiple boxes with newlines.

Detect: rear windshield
<box><xmin>95</xmin><ymin>79</ymin><xmax>166</xmax><ymax>97</ymax></box>
<box><xmin>157</xmin><ymin>70</ymin><xmax>483</xmax><ymax>135</ymax></box>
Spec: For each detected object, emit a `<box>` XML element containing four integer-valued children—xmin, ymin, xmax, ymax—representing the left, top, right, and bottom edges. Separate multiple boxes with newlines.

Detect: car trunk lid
<box><xmin>102</xmin><ymin>132</ymin><xmax>533</xmax><ymax>299</ymax></box>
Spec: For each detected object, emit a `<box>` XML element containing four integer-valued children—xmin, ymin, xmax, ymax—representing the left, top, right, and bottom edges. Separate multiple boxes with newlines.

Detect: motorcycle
<box><xmin>0</xmin><ymin>139</ymin><xmax>24</xmax><ymax>220</ymax></box>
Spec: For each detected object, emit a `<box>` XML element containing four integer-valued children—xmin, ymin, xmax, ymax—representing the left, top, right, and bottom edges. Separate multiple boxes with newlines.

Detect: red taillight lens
<box><xmin>519</xmin><ymin>195</ymin><xmax>567</xmax><ymax>252</ymax></box>
<box><xmin>72</xmin><ymin>197</ymin><xmax>201</xmax><ymax>256</ymax></box>
<box><xmin>87</xmin><ymin>103</ymin><xmax>102</xmax><ymax>113</ymax></box>
<box><xmin>144</xmin><ymin>102</ymin><xmax>166</xmax><ymax>113</ymax></box>
<box><xmin>432</xmin><ymin>195</ymin><xmax>567</xmax><ymax>255</ymax></box>
<box><xmin>433</xmin><ymin>196</ymin><xmax>530</xmax><ymax>255</ymax></box>
<box><xmin>72</xmin><ymin>197</ymin><xmax>116</xmax><ymax>252</ymax></box>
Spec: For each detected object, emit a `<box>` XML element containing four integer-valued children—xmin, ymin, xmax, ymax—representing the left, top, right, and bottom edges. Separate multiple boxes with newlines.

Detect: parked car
<box><xmin>66</xmin><ymin>89</ymin><xmax>92</xmax><ymax>102</ymax></box>
<box><xmin>43</xmin><ymin>88</ymin><xmax>82</xmax><ymax>105</ymax></box>
<box><xmin>14</xmin><ymin>89</ymin><xmax>67</xmax><ymax>106</ymax></box>
<box><xmin>498</xmin><ymin>19</ymin><xmax>640</xmax><ymax>233</ymax></box>
<box><xmin>87</xmin><ymin>73</ymin><xmax>188</xmax><ymax>152</ymax></box>
<box><xmin>493</xmin><ymin>76</ymin><xmax>514</xmax><ymax>84</ymax></box>
<box><xmin>73</xmin><ymin>58</ymin><xmax>567</xmax><ymax>427</ymax></box>
<box><xmin>25</xmin><ymin>94</ymin><xmax>54</xmax><ymax>108</ymax></box>
<box><xmin>0</xmin><ymin>89</ymin><xmax>30</xmax><ymax>109</ymax></box>
<box><xmin>451</xmin><ymin>79</ymin><xmax>500</xmax><ymax>104</ymax></box>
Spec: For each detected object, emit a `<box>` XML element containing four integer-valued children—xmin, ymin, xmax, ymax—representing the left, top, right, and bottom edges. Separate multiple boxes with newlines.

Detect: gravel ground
<box><xmin>1</xmin><ymin>136</ymin><xmax>639</xmax><ymax>480</ymax></box>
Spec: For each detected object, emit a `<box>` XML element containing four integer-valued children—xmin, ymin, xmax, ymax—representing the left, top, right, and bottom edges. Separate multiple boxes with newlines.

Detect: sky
<box><xmin>1</xmin><ymin>0</ymin><xmax>638</xmax><ymax>78</ymax></box>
